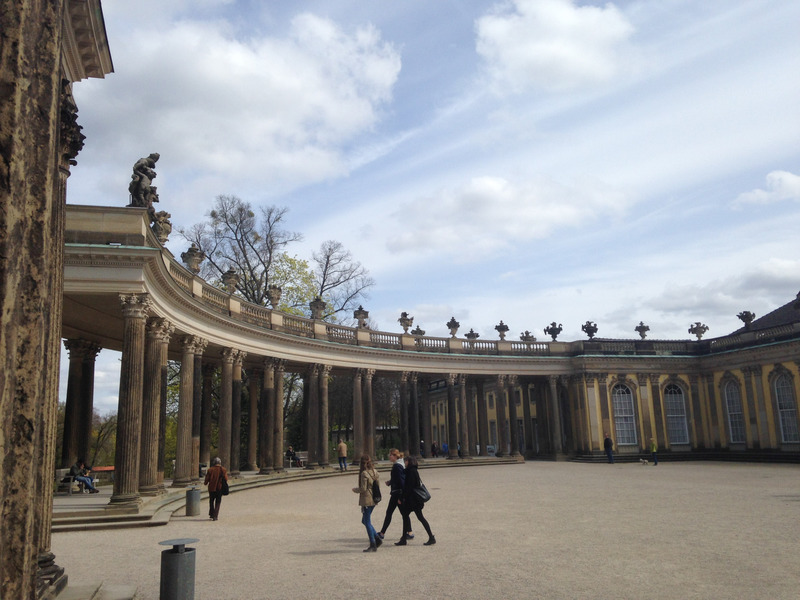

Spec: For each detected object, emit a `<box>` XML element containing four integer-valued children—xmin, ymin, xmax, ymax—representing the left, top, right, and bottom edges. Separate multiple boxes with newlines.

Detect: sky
<box><xmin>63</xmin><ymin>0</ymin><xmax>800</xmax><ymax>414</ymax></box>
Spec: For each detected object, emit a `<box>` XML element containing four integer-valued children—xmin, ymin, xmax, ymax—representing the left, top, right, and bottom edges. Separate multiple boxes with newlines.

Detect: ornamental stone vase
<box><xmin>494</xmin><ymin>321</ymin><xmax>509</xmax><ymax>340</ymax></box>
<box><xmin>520</xmin><ymin>331</ymin><xmax>536</xmax><ymax>343</ymax></box>
<box><xmin>635</xmin><ymin>321</ymin><xmax>650</xmax><ymax>339</ymax></box>
<box><xmin>581</xmin><ymin>320</ymin><xmax>598</xmax><ymax>339</ymax></box>
<box><xmin>737</xmin><ymin>311</ymin><xmax>755</xmax><ymax>330</ymax></box>
<box><xmin>221</xmin><ymin>268</ymin><xmax>240</xmax><ymax>293</ymax></box>
<box><xmin>180</xmin><ymin>243</ymin><xmax>205</xmax><ymax>274</ymax></box>
<box><xmin>398</xmin><ymin>312</ymin><xmax>413</xmax><ymax>333</ymax></box>
<box><xmin>267</xmin><ymin>285</ymin><xmax>282</xmax><ymax>308</ymax></box>
<box><xmin>310</xmin><ymin>296</ymin><xmax>326</xmax><ymax>320</ymax></box>
<box><xmin>688</xmin><ymin>322</ymin><xmax>709</xmax><ymax>340</ymax></box>
<box><xmin>410</xmin><ymin>325</ymin><xmax>425</xmax><ymax>336</ymax></box>
<box><xmin>446</xmin><ymin>317</ymin><xmax>460</xmax><ymax>338</ymax></box>
<box><xmin>544</xmin><ymin>322</ymin><xmax>562</xmax><ymax>341</ymax></box>
<box><xmin>353</xmin><ymin>305</ymin><xmax>369</xmax><ymax>328</ymax></box>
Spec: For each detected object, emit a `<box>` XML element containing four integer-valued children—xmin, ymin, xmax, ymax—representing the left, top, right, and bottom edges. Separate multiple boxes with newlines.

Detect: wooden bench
<box><xmin>284</xmin><ymin>451</ymin><xmax>308</xmax><ymax>469</ymax></box>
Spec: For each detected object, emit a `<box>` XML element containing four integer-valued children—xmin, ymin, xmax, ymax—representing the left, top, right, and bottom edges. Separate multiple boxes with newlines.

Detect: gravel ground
<box><xmin>51</xmin><ymin>461</ymin><xmax>800</xmax><ymax>600</ymax></box>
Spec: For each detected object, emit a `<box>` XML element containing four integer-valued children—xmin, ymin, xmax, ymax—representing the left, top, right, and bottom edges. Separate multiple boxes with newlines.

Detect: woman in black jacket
<box><xmin>396</xmin><ymin>456</ymin><xmax>436</xmax><ymax>546</ymax></box>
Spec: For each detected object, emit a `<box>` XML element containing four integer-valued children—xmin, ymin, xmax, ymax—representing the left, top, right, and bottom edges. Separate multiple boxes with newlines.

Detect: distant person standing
<box><xmin>352</xmin><ymin>454</ymin><xmax>381</xmax><ymax>552</ymax></box>
<box><xmin>337</xmin><ymin>438</ymin><xmax>348</xmax><ymax>471</ymax></box>
<box><xmin>204</xmin><ymin>457</ymin><xmax>228</xmax><ymax>521</ymax></box>
<box><xmin>604</xmin><ymin>434</ymin><xmax>614</xmax><ymax>464</ymax></box>
<box><xmin>650</xmin><ymin>438</ymin><xmax>658</xmax><ymax>466</ymax></box>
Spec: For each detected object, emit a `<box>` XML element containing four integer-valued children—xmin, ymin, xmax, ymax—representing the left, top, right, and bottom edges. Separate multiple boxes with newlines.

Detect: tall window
<box><xmin>724</xmin><ymin>381</ymin><xmax>746</xmax><ymax>444</ymax></box>
<box><xmin>612</xmin><ymin>384</ymin><xmax>637</xmax><ymax>445</ymax></box>
<box><xmin>664</xmin><ymin>384</ymin><xmax>689</xmax><ymax>444</ymax></box>
<box><xmin>773</xmin><ymin>374</ymin><xmax>799</xmax><ymax>443</ymax></box>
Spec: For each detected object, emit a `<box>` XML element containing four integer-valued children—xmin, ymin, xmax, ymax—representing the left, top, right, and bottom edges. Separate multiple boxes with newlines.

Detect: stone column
<box><xmin>458</xmin><ymin>375</ymin><xmax>471</xmax><ymax>457</ymax></box>
<box><xmin>247</xmin><ymin>367</ymin><xmax>262</xmax><ymax>471</ymax></box>
<box><xmin>521</xmin><ymin>380</ymin><xmax>534</xmax><ymax>458</ymax></box>
<box><xmin>319</xmin><ymin>365</ymin><xmax>331</xmax><ymax>467</ymax></box>
<box><xmin>507</xmin><ymin>376</ymin><xmax>520</xmax><ymax>457</ymax></box>
<box><xmin>400</xmin><ymin>372</ymin><xmax>410</xmax><ymax>455</ymax></box>
<box><xmin>259</xmin><ymin>359</ymin><xmax>275</xmax><ymax>474</ymax></box>
<box><xmin>495</xmin><ymin>375</ymin><xmax>508</xmax><ymax>457</ymax></box>
<box><xmin>273</xmin><ymin>359</ymin><xmax>286</xmax><ymax>471</ymax></box>
<box><xmin>218</xmin><ymin>348</ymin><xmax>235</xmax><ymax>471</ymax></box>
<box><xmin>157</xmin><ymin>328</ymin><xmax>171</xmax><ymax>488</ymax></box>
<box><xmin>140</xmin><ymin>318</ymin><xmax>173</xmax><ymax>495</ymax></box>
<box><xmin>548</xmin><ymin>375</ymin><xmax>564</xmax><ymax>458</ymax></box>
<box><xmin>199</xmin><ymin>363</ymin><xmax>216</xmax><ymax>472</ymax></box>
<box><xmin>230</xmin><ymin>351</ymin><xmax>246</xmax><ymax>477</ymax></box>
<box><xmin>61</xmin><ymin>339</ymin><xmax>100</xmax><ymax>467</ymax></box>
<box><xmin>352</xmin><ymin>369</ymin><xmax>364</xmax><ymax>461</ymax></box>
<box><xmin>111</xmin><ymin>294</ymin><xmax>151</xmax><ymax>505</ymax></box>
<box><xmin>476</xmin><ymin>379</ymin><xmax>489</xmax><ymax>456</ymax></box>
<box><xmin>173</xmin><ymin>336</ymin><xmax>206</xmax><ymax>487</ymax></box>
<box><xmin>364</xmin><ymin>369</ymin><xmax>376</xmax><ymax>457</ymax></box>
<box><xmin>446</xmin><ymin>374</ymin><xmax>459</xmax><ymax>458</ymax></box>
<box><xmin>420</xmin><ymin>378</ymin><xmax>432</xmax><ymax>457</ymax></box>
<box><xmin>466</xmin><ymin>378</ymin><xmax>478</xmax><ymax>458</ymax></box>
<box><xmin>192</xmin><ymin>344</ymin><xmax>205</xmax><ymax>481</ymax></box>
<box><xmin>409</xmin><ymin>373</ymin><xmax>421</xmax><ymax>458</ymax></box>
<box><xmin>306</xmin><ymin>364</ymin><xmax>320</xmax><ymax>468</ymax></box>
<box><xmin>649</xmin><ymin>374</ymin><xmax>664</xmax><ymax>448</ymax></box>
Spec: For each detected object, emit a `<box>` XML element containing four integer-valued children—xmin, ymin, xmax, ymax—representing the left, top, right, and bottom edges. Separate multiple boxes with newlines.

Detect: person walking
<box><xmin>337</xmin><ymin>438</ymin><xmax>348</xmax><ymax>471</ymax></box>
<box><xmin>204</xmin><ymin>457</ymin><xmax>228</xmax><ymax>521</ymax></box>
<box><xmin>396</xmin><ymin>456</ymin><xmax>435</xmax><ymax>546</ymax></box>
<box><xmin>352</xmin><ymin>454</ymin><xmax>381</xmax><ymax>552</ymax></box>
<box><xmin>377</xmin><ymin>449</ymin><xmax>413</xmax><ymax>542</ymax></box>
<box><xmin>604</xmin><ymin>433</ymin><xmax>614</xmax><ymax>464</ymax></box>
<box><xmin>650</xmin><ymin>437</ymin><xmax>658</xmax><ymax>465</ymax></box>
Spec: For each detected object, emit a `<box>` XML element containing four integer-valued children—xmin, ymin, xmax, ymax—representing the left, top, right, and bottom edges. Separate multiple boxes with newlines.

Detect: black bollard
<box><xmin>159</xmin><ymin>538</ymin><xmax>198</xmax><ymax>600</ymax></box>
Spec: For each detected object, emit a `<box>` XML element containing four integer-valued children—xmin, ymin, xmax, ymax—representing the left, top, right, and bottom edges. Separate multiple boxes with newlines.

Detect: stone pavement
<box><xmin>51</xmin><ymin>461</ymin><xmax>800</xmax><ymax>599</ymax></box>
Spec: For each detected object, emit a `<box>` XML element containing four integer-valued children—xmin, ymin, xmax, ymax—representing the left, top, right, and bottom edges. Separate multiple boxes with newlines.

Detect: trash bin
<box><xmin>159</xmin><ymin>538</ymin><xmax>198</xmax><ymax>600</ymax></box>
<box><xmin>185</xmin><ymin>487</ymin><xmax>201</xmax><ymax>517</ymax></box>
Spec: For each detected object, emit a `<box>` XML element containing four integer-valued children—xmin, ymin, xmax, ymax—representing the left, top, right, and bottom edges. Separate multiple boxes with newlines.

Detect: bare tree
<box><xmin>313</xmin><ymin>240</ymin><xmax>375</xmax><ymax>320</ymax></box>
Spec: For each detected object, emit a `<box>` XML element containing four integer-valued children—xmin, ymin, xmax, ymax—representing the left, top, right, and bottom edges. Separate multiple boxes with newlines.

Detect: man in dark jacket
<box><xmin>68</xmin><ymin>458</ymin><xmax>99</xmax><ymax>493</ymax></box>
<box><xmin>377</xmin><ymin>448</ymin><xmax>411</xmax><ymax>541</ymax></box>
<box><xmin>604</xmin><ymin>434</ymin><xmax>614</xmax><ymax>463</ymax></box>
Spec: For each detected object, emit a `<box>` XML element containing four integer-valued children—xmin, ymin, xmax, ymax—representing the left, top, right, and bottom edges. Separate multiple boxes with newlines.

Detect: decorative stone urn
<box><xmin>180</xmin><ymin>243</ymin><xmax>205</xmax><ymax>274</ymax></box>
<box><xmin>446</xmin><ymin>317</ymin><xmax>460</xmax><ymax>338</ymax></box>
<box><xmin>398</xmin><ymin>312</ymin><xmax>414</xmax><ymax>333</ymax></box>
<box><xmin>465</xmin><ymin>328</ymin><xmax>480</xmax><ymax>341</ymax></box>
<box><xmin>520</xmin><ymin>331</ymin><xmax>536</xmax><ymax>343</ymax></box>
<box><xmin>737</xmin><ymin>311</ymin><xmax>755</xmax><ymax>330</ymax></box>
<box><xmin>267</xmin><ymin>285</ymin><xmax>282</xmax><ymax>308</ymax></box>
<box><xmin>353</xmin><ymin>305</ymin><xmax>369</xmax><ymax>328</ymax></box>
<box><xmin>221</xmin><ymin>268</ymin><xmax>240</xmax><ymax>293</ymax></box>
<box><xmin>310</xmin><ymin>296</ymin><xmax>326</xmax><ymax>320</ymax></box>
<box><xmin>688</xmin><ymin>322</ymin><xmax>709</xmax><ymax>340</ymax></box>
<box><xmin>410</xmin><ymin>325</ymin><xmax>425</xmax><ymax>336</ymax></box>
<box><xmin>635</xmin><ymin>321</ymin><xmax>650</xmax><ymax>339</ymax></box>
<box><xmin>544</xmin><ymin>322</ymin><xmax>562</xmax><ymax>341</ymax></box>
<box><xmin>151</xmin><ymin>211</ymin><xmax>172</xmax><ymax>243</ymax></box>
<box><xmin>494</xmin><ymin>321</ymin><xmax>509</xmax><ymax>340</ymax></box>
<box><xmin>581</xmin><ymin>320</ymin><xmax>598</xmax><ymax>339</ymax></box>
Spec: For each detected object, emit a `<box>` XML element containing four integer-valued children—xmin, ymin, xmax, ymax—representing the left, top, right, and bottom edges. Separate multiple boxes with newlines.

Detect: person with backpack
<box><xmin>352</xmin><ymin>454</ymin><xmax>381</xmax><ymax>552</ymax></box>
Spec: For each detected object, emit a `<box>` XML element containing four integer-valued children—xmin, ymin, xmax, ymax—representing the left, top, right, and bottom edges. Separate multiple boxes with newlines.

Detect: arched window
<box><xmin>611</xmin><ymin>384</ymin><xmax>637</xmax><ymax>445</ymax></box>
<box><xmin>664</xmin><ymin>383</ymin><xmax>689</xmax><ymax>444</ymax></box>
<box><xmin>773</xmin><ymin>374</ymin><xmax>799</xmax><ymax>443</ymax></box>
<box><xmin>724</xmin><ymin>381</ymin><xmax>746</xmax><ymax>444</ymax></box>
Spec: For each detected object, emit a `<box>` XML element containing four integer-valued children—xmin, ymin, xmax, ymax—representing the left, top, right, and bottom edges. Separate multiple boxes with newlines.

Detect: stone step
<box><xmin>59</xmin><ymin>582</ymin><xmax>137</xmax><ymax>600</ymax></box>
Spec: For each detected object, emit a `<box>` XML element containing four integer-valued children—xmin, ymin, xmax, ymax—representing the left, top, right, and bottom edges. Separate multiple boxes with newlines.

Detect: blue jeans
<box><xmin>652</xmin><ymin>452</ymin><xmax>658</xmax><ymax>465</ymax></box>
<box><xmin>361</xmin><ymin>506</ymin><xmax>376</xmax><ymax>545</ymax></box>
<box><xmin>338</xmin><ymin>457</ymin><xmax>348</xmax><ymax>470</ymax></box>
<box><xmin>75</xmin><ymin>475</ymin><xmax>96</xmax><ymax>491</ymax></box>
<box><xmin>606</xmin><ymin>448</ymin><xmax>614</xmax><ymax>464</ymax></box>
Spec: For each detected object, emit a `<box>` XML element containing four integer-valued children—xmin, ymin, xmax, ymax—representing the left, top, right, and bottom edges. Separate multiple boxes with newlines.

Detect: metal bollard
<box><xmin>159</xmin><ymin>538</ymin><xmax>198</xmax><ymax>600</ymax></box>
<box><xmin>185</xmin><ymin>487</ymin><xmax>201</xmax><ymax>516</ymax></box>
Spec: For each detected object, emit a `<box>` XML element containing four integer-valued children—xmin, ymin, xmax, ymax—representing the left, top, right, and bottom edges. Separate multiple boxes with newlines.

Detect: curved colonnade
<box><xmin>62</xmin><ymin>205</ymin><xmax>800</xmax><ymax>510</ymax></box>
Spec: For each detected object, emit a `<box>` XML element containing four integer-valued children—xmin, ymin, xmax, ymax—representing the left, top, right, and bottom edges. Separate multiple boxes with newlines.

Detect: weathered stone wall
<box><xmin>0</xmin><ymin>1</ymin><xmax>65</xmax><ymax>598</ymax></box>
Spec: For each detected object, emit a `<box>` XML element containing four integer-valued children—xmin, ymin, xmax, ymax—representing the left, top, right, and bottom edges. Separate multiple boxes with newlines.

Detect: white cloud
<box><xmin>385</xmin><ymin>175</ymin><xmax>631</xmax><ymax>259</ymax></box>
<box><xmin>734</xmin><ymin>170</ymin><xmax>800</xmax><ymax>206</ymax></box>
<box><xmin>70</xmin><ymin>11</ymin><xmax>401</xmax><ymax>219</ymax></box>
<box><xmin>475</xmin><ymin>0</ymin><xmax>634</xmax><ymax>94</ymax></box>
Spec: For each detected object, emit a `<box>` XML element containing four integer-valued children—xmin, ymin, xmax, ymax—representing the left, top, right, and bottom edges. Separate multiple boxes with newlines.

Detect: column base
<box><xmin>245</xmin><ymin>463</ymin><xmax>258</xmax><ymax>471</ymax></box>
<box><xmin>37</xmin><ymin>552</ymin><xmax>68</xmax><ymax>600</ymax></box>
<box><xmin>258</xmin><ymin>467</ymin><xmax>273</xmax><ymax>475</ymax></box>
<box><xmin>171</xmin><ymin>478</ymin><xmax>192</xmax><ymax>488</ymax></box>
<box><xmin>108</xmin><ymin>494</ymin><xmax>142</xmax><ymax>508</ymax></box>
<box><xmin>139</xmin><ymin>484</ymin><xmax>165</xmax><ymax>497</ymax></box>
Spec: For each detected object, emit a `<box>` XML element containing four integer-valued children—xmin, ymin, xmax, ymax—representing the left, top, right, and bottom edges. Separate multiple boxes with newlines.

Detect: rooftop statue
<box><xmin>128</xmin><ymin>153</ymin><xmax>160</xmax><ymax>218</ymax></box>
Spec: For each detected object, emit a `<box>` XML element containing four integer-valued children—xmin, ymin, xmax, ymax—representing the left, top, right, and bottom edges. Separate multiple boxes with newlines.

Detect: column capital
<box><xmin>181</xmin><ymin>335</ymin><xmax>208</xmax><ymax>355</ymax></box>
<box><xmin>506</xmin><ymin>375</ymin><xmax>518</xmax><ymax>388</ymax></box>
<box><xmin>647</xmin><ymin>373</ymin><xmax>660</xmax><ymax>386</ymax></box>
<box><xmin>221</xmin><ymin>347</ymin><xmax>237</xmax><ymax>363</ymax></box>
<box><xmin>320</xmin><ymin>364</ymin><xmax>332</xmax><ymax>378</ymax></box>
<box><xmin>447</xmin><ymin>373</ymin><xmax>458</xmax><ymax>386</ymax></box>
<box><xmin>458</xmin><ymin>374</ymin><xmax>467</xmax><ymax>386</ymax></box>
<box><xmin>63</xmin><ymin>338</ymin><xmax>101</xmax><ymax>360</ymax></box>
<box><xmin>410</xmin><ymin>372</ymin><xmax>418</xmax><ymax>385</ymax></box>
<box><xmin>497</xmin><ymin>374</ymin><xmax>507</xmax><ymax>387</ymax></box>
<box><xmin>233</xmin><ymin>350</ymin><xmax>247</xmax><ymax>366</ymax></box>
<box><xmin>146</xmin><ymin>317</ymin><xmax>174</xmax><ymax>342</ymax></box>
<box><xmin>364</xmin><ymin>368</ymin><xmax>375</xmax><ymax>381</ymax></box>
<box><xmin>400</xmin><ymin>371</ymin><xmax>411</xmax><ymax>383</ymax></box>
<box><xmin>119</xmin><ymin>293</ymin><xmax>152</xmax><ymax>319</ymax></box>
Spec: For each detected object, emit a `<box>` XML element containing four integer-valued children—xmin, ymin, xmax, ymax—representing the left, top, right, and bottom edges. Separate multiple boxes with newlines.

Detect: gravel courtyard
<box><xmin>52</xmin><ymin>461</ymin><xmax>800</xmax><ymax>599</ymax></box>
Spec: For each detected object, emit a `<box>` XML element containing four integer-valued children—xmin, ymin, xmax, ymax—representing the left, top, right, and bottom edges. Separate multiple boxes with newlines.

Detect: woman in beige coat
<box><xmin>352</xmin><ymin>454</ymin><xmax>381</xmax><ymax>552</ymax></box>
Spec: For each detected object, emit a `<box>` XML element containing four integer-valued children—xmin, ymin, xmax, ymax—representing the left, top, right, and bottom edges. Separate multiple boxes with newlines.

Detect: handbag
<box><xmin>414</xmin><ymin>482</ymin><xmax>431</xmax><ymax>503</ymax></box>
<box><xmin>371</xmin><ymin>476</ymin><xmax>382</xmax><ymax>503</ymax></box>
<box><xmin>220</xmin><ymin>469</ymin><xmax>229</xmax><ymax>496</ymax></box>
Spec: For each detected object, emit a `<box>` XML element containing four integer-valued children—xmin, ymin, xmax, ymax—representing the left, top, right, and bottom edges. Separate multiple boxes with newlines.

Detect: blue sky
<box><xmin>65</xmin><ymin>0</ymin><xmax>800</xmax><ymax>413</ymax></box>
